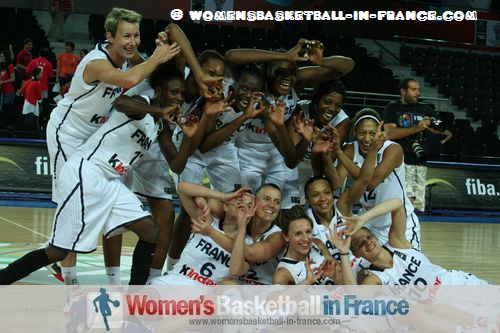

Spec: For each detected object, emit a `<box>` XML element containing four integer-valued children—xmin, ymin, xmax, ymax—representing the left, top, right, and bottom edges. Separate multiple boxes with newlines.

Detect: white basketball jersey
<box><xmin>168</xmin><ymin>218</ymin><xmax>231</xmax><ymax>285</ymax></box>
<box><xmin>306</xmin><ymin>207</ymin><xmax>364</xmax><ymax>274</ymax></box>
<box><xmin>239</xmin><ymin>224</ymin><xmax>282</xmax><ymax>285</ymax></box>
<box><xmin>352</xmin><ymin>140</ymin><xmax>418</xmax><ymax>246</ymax></box>
<box><xmin>200</xmin><ymin>106</ymin><xmax>245</xmax><ymax>162</ymax></box>
<box><xmin>50</xmin><ymin>43</ymin><xmax>127</xmax><ymax>140</ymax></box>
<box><xmin>236</xmin><ymin>88</ymin><xmax>299</xmax><ymax>150</ymax></box>
<box><xmin>276</xmin><ymin>243</ymin><xmax>330</xmax><ymax>285</ymax></box>
<box><xmin>77</xmin><ymin>96</ymin><xmax>161</xmax><ymax>179</ymax></box>
<box><xmin>299</xmin><ymin>100</ymin><xmax>349</xmax><ymax>161</ymax></box>
<box><xmin>369</xmin><ymin>245</ymin><xmax>447</xmax><ymax>285</ymax></box>
<box><xmin>172</xmin><ymin>97</ymin><xmax>203</xmax><ymax>149</ymax></box>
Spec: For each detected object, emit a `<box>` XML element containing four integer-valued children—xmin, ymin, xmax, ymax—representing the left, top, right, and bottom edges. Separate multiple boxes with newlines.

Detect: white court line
<box><xmin>0</xmin><ymin>216</ymin><xmax>49</xmax><ymax>239</ymax></box>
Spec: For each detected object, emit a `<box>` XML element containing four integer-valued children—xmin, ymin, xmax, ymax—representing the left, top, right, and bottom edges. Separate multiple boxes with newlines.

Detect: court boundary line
<box><xmin>0</xmin><ymin>216</ymin><xmax>50</xmax><ymax>239</ymax></box>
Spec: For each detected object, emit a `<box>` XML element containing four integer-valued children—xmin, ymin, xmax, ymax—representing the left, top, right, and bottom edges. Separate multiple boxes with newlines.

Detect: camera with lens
<box><xmin>428</xmin><ymin>117</ymin><xmax>446</xmax><ymax>132</ymax></box>
<box><xmin>408</xmin><ymin>138</ymin><xmax>427</xmax><ymax>162</ymax></box>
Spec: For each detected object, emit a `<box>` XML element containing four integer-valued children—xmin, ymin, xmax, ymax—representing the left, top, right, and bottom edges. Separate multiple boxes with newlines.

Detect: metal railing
<box><xmin>344</xmin><ymin>91</ymin><xmax>452</xmax><ymax>113</ymax></box>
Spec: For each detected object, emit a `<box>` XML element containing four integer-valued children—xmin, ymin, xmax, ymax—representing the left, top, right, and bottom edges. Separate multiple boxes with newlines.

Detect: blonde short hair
<box><xmin>104</xmin><ymin>7</ymin><xmax>142</xmax><ymax>36</ymax></box>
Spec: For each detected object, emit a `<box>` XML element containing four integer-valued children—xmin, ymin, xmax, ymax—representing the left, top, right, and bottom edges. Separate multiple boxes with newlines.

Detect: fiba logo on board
<box><xmin>87</xmin><ymin>288</ymin><xmax>123</xmax><ymax>331</ymax></box>
<box><xmin>35</xmin><ymin>155</ymin><xmax>52</xmax><ymax>175</ymax></box>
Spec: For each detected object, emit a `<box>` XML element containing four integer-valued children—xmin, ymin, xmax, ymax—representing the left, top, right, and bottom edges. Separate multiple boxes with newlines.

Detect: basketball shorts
<box><xmin>49</xmin><ymin>156</ymin><xmax>151</xmax><ymax>253</ymax></box>
<box><xmin>46</xmin><ymin>118</ymin><xmax>85</xmax><ymax>204</ymax></box>
<box><xmin>122</xmin><ymin>142</ymin><xmax>176</xmax><ymax>200</ymax></box>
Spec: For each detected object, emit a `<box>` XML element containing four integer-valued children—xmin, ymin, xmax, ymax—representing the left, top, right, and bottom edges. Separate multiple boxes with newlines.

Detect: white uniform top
<box><xmin>239</xmin><ymin>224</ymin><xmax>282</xmax><ymax>285</ymax></box>
<box><xmin>76</xmin><ymin>96</ymin><xmax>161</xmax><ymax>179</ymax></box>
<box><xmin>236</xmin><ymin>88</ymin><xmax>299</xmax><ymax>150</ymax></box>
<box><xmin>210</xmin><ymin>106</ymin><xmax>244</xmax><ymax>145</ymax></box>
<box><xmin>299</xmin><ymin>100</ymin><xmax>349</xmax><ymax>161</ymax></box>
<box><xmin>306</xmin><ymin>207</ymin><xmax>365</xmax><ymax>273</ymax></box>
<box><xmin>173</xmin><ymin>98</ymin><xmax>243</xmax><ymax>170</ymax></box>
<box><xmin>352</xmin><ymin>140</ymin><xmax>419</xmax><ymax>246</ymax></box>
<box><xmin>276</xmin><ymin>243</ymin><xmax>331</xmax><ymax>285</ymax></box>
<box><xmin>167</xmin><ymin>218</ymin><xmax>231</xmax><ymax>285</ymax></box>
<box><xmin>200</xmin><ymin>106</ymin><xmax>245</xmax><ymax>162</ymax></box>
<box><xmin>369</xmin><ymin>245</ymin><xmax>448</xmax><ymax>285</ymax></box>
<box><xmin>50</xmin><ymin>42</ymin><xmax>127</xmax><ymax>140</ymax></box>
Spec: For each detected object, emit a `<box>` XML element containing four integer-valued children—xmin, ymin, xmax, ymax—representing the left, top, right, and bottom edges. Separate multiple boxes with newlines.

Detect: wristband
<box><xmin>339</xmin><ymin>253</ymin><xmax>349</xmax><ymax>256</ymax></box>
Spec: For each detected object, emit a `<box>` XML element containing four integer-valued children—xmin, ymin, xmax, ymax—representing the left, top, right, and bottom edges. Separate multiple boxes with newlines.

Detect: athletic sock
<box><xmin>129</xmin><ymin>240</ymin><xmax>156</xmax><ymax>285</ymax></box>
<box><xmin>105</xmin><ymin>266</ymin><xmax>121</xmax><ymax>285</ymax></box>
<box><xmin>166</xmin><ymin>255</ymin><xmax>179</xmax><ymax>272</ymax></box>
<box><xmin>61</xmin><ymin>265</ymin><xmax>79</xmax><ymax>285</ymax></box>
<box><xmin>0</xmin><ymin>249</ymin><xmax>50</xmax><ymax>284</ymax></box>
<box><xmin>149</xmin><ymin>268</ymin><xmax>162</xmax><ymax>280</ymax></box>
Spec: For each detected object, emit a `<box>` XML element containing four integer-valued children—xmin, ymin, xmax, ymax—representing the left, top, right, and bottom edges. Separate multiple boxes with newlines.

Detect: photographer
<box><xmin>383</xmin><ymin>77</ymin><xmax>452</xmax><ymax>212</ymax></box>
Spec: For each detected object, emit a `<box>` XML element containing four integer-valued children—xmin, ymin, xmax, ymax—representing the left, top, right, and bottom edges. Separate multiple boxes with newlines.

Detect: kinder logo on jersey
<box><xmin>87</xmin><ymin>288</ymin><xmax>123</xmax><ymax>331</ymax></box>
<box><xmin>177</xmin><ymin>264</ymin><xmax>217</xmax><ymax>285</ymax></box>
<box><xmin>90</xmin><ymin>114</ymin><xmax>110</xmax><ymax>124</ymax></box>
<box><xmin>242</xmin><ymin>121</ymin><xmax>267</xmax><ymax>134</ymax></box>
<box><xmin>107</xmin><ymin>153</ymin><xmax>130</xmax><ymax>176</ymax></box>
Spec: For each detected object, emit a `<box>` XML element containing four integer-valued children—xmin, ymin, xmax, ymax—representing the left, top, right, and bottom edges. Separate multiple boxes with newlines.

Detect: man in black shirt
<box><xmin>383</xmin><ymin>77</ymin><xmax>452</xmax><ymax>211</ymax></box>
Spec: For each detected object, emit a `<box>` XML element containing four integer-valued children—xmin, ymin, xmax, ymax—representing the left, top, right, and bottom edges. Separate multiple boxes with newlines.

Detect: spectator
<box><xmin>16</xmin><ymin>38</ymin><xmax>33</xmax><ymax>85</ymax></box>
<box><xmin>383</xmin><ymin>77</ymin><xmax>452</xmax><ymax>212</ymax></box>
<box><xmin>0</xmin><ymin>50</ymin><xmax>16</xmax><ymax>112</ymax></box>
<box><xmin>27</xmin><ymin>48</ymin><xmax>54</xmax><ymax>99</ymax></box>
<box><xmin>56</xmin><ymin>41</ymin><xmax>79</xmax><ymax>85</ymax></box>
<box><xmin>79</xmin><ymin>48</ymin><xmax>89</xmax><ymax>60</ymax></box>
<box><xmin>48</xmin><ymin>0</ymin><xmax>74</xmax><ymax>41</ymax></box>
<box><xmin>20</xmin><ymin>67</ymin><xmax>42</xmax><ymax>129</ymax></box>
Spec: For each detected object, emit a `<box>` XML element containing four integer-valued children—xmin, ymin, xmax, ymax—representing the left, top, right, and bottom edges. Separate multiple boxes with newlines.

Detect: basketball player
<box><xmin>225</xmin><ymin>39</ymin><xmax>355</xmax><ymax>208</ymax></box>
<box><xmin>43</xmin><ymin>7</ymin><xmax>181</xmax><ymax>284</ymax></box>
<box><xmin>326</xmin><ymin>108</ymin><xmax>421</xmax><ymax>250</ymax></box>
<box><xmin>0</xmin><ymin>62</ymin><xmax>200</xmax><ymax>285</ymax></box>
<box><xmin>192</xmin><ymin>183</ymin><xmax>284</xmax><ymax>285</ymax></box>
<box><xmin>165</xmin><ymin>49</ymin><xmax>229</xmax><ymax>272</ymax></box>
<box><xmin>326</xmin><ymin>198</ymin><xmax>490</xmax><ymax>286</ymax></box>
<box><xmin>300</xmin><ymin>79</ymin><xmax>350</xmax><ymax>201</ymax></box>
<box><xmin>116</xmin><ymin>24</ymin><xmax>225</xmax><ymax>281</ymax></box>
<box><xmin>148</xmin><ymin>183</ymin><xmax>253</xmax><ymax>285</ymax></box>
<box><xmin>271</xmin><ymin>205</ymin><xmax>336</xmax><ymax>285</ymax></box>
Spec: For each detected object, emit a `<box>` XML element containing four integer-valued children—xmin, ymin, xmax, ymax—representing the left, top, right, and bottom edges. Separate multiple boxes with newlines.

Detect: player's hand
<box><xmin>155</xmin><ymin>31</ymin><xmax>169</xmax><ymax>47</ymax></box>
<box><xmin>335</xmin><ymin>211</ymin><xmax>366</xmax><ymax>237</ymax></box>
<box><xmin>286</xmin><ymin>38</ymin><xmax>312</xmax><ymax>62</ymax></box>
<box><xmin>222</xmin><ymin>186</ymin><xmax>252</xmax><ymax>203</ymax></box>
<box><xmin>150</xmin><ymin>42</ymin><xmax>181</xmax><ymax>65</ymax></box>
<box><xmin>195</xmin><ymin>197</ymin><xmax>210</xmax><ymax>218</ymax></box>
<box><xmin>160</xmin><ymin>105</ymin><xmax>182</xmax><ymax>125</ymax></box>
<box><xmin>196</xmin><ymin>73</ymin><xmax>224</xmax><ymax>99</ymax></box>
<box><xmin>235</xmin><ymin>195</ymin><xmax>256</xmax><ymax>228</ymax></box>
<box><xmin>203</xmin><ymin>91</ymin><xmax>234</xmax><ymax>116</ymax></box>
<box><xmin>308</xmin><ymin>40</ymin><xmax>325</xmax><ymax>65</ymax></box>
<box><xmin>180</xmin><ymin>114</ymin><xmax>199</xmax><ymax>138</ymax></box>
<box><xmin>191</xmin><ymin>212</ymin><xmax>212</xmax><ymax>236</ymax></box>
<box><xmin>243</xmin><ymin>92</ymin><xmax>266</xmax><ymax>119</ymax></box>
<box><xmin>326</xmin><ymin>222</ymin><xmax>351</xmax><ymax>255</ymax></box>
<box><xmin>294</xmin><ymin>111</ymin><xmax>314</xmax><ymax>142</ymax></box>
<box><xmin>266</xmin><ymin>98</ymin><xmax>286</xmax><ymax>126</ymax></box>
<box><xmin>300</xmin><ymin>257</ymin><xmax>323</xmax><ymax>285</ymax></box>
<box><xmin>370</xmin><ymin>121</ymin><xmax>386</xmax><ymax>150</ymax></box>
<box><xmin>312</xmin><ymin>126</ymin><xmax>338</xmax><ymax>154</ymax></box>
<box><xmin>320</xmin><ymin>259</ymin><xmax>337</xmax><ymax>281</ymax></box>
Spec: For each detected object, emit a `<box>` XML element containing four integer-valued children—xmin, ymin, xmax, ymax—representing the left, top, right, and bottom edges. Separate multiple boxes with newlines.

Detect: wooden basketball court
<box><xmin>0</xmin><ymin>205</ymin><xmax>499</xmax><ymax>284</ymax></box>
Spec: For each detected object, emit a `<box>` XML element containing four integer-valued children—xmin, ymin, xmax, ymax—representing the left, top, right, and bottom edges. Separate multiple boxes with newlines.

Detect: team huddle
<box><xmin>0</xmin><ymin>8</ymin><xmax>490</xmax><ymax>288</ymax></box>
